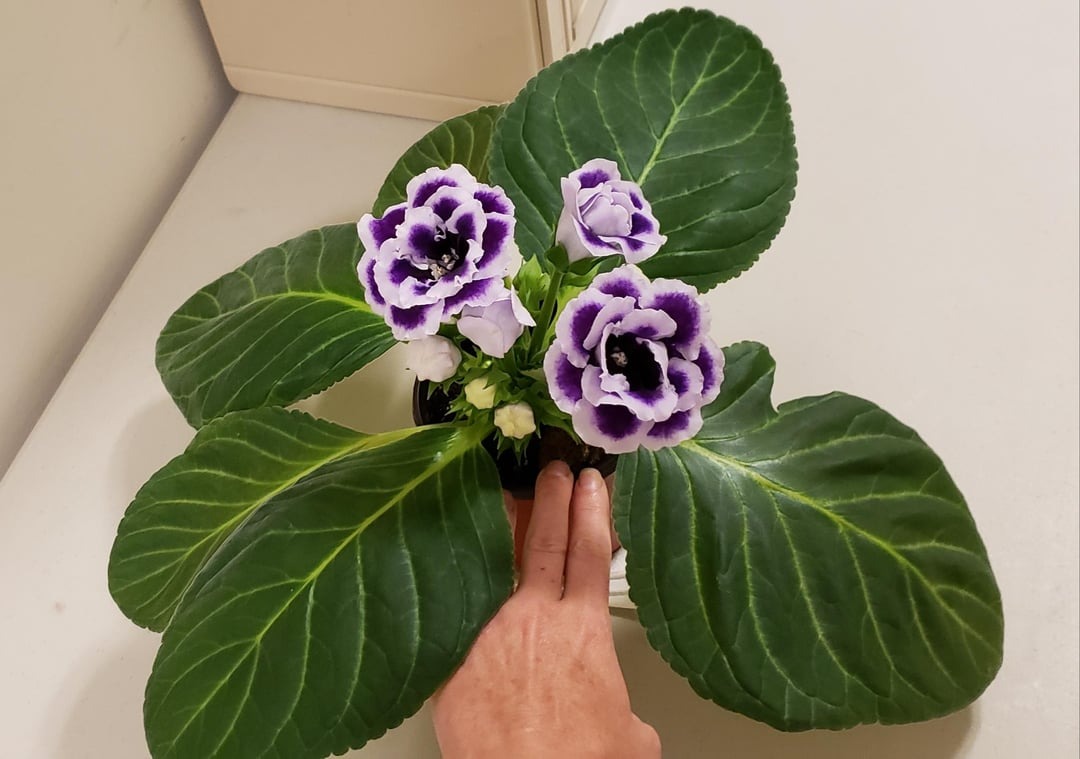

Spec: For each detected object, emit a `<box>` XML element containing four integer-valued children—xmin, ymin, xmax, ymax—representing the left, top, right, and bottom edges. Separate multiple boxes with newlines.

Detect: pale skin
<box><xmin>432</xmin><ymin>462</ymin><xmax>662</xmax><ymax>759</ymax></box>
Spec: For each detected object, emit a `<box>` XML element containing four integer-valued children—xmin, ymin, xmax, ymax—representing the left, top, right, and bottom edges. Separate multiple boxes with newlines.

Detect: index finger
<box><xmin>518</xmin><ymin>461</ymin><xmax>573</xmax><ymax>598</ymax></box>
<box><xmin>563</xmin><ymin>468</ymin><xmax>614</xmax><ymax>606</ymax></box>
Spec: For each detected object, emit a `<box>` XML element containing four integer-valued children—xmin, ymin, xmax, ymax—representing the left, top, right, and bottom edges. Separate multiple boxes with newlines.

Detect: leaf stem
<box><xmin>528</xmin><ymin>269</ymin><xmax>565</xmax><ymax>362</ymax></box>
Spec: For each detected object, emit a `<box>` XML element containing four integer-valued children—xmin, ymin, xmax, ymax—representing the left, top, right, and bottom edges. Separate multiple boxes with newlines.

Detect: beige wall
<box><xmin>0</xmin><ymin>1</ymin><xmax>233</xmax><ymax>477</ymax></box>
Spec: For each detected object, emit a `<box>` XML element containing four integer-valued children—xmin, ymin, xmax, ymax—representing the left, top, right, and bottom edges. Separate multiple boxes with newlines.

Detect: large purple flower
<box><xmin>357</xmin><ymin>164</ymin><xmax>518</xmax><ymax>340</ymax></box>
<box><xmin>556</xmin><ymin>158</ymin><xmax>666</xmax><ymax>264</ymax></box>
<box><xmin>543</xmin><ymin>265</ymin><xmax>723</xmax><ymax>453</ymax></box>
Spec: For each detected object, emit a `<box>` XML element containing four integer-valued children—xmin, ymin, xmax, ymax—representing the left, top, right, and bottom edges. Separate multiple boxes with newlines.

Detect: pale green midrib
<box><xmin>155</xmin><ymin>427</ymin><xmax>483</xmax><ymax>751</ymax></box>
<box><xmin>635</xmin><ymin>33</ymin><xmax>746</xmax><ymax>186</ymax></box>
<box><xmin>680</xmin><ymin>440</ymin><xmax>1000</xmax><ymax>654</ymax></box>
<box><xmin>902</xmin><ymin>571</ymin><xmax>965</xmax><ymax>691</ymax></box>
<box><xmin>167</xmin><ymin>298</ymin><xmax>345</xmax><ymax>401</ymax></box>
<box><xmin>667</xmin><ymin>450</ymin><xmax>783</xmax><ymax>715</ymax></box>
<box><xmin>838</xmin><ymin>530</ymin><xmax>942</xmax><ymax>706</ymax></box>
<box><xmin>233</xmin><ymin>581</ymin><xmax>317</xmax><ymax>757</ymax></box>
<box><xmin>161</xmin><ymin>289</ymin><xmax>372</xmax><ymax>345</ymax></box>
<box><xmin>177</xmin><ymin>318</ymin><xmax>392</xmax><ymax>426</ymax></box>
<box><xmin>120</xmin><ymin>427</ymin><xmax>416</xmax><ymax>626</ymax></box>
<box><xmin>719</xmin><ymin>464</ymin><xmax>840</xmax><ymax>711</ymax></box>
<box><xmin>767</xmin><ymin>483</ymin><xmax>883</xmax><ymax>703</ymax></box>
<box><xmin>206</xmin><ymin>301</ymin><xmax>372</xmax><ymax>415</ymax></box>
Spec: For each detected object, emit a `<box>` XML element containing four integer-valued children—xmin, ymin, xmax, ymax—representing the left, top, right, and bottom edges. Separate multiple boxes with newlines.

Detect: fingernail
<box><xmin>545</xmin><ymin>460</ymin><xmax>571</xmax><ymax>479</ymax></box>
<box><xmin>579</xmin><ymin>468</ymin><xmax>603</xmax><ymax>492</ymax></box>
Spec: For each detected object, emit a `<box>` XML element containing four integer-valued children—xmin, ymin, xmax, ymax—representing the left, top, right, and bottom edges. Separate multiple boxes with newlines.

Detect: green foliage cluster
<box><xmin>108</xmin><ymin>9</ymin><xmax>1001</xmax><ymax>757</ymax></box>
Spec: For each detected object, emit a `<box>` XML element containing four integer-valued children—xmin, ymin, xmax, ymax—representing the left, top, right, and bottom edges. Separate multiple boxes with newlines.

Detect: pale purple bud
<box><xmin>456</xmin><ymin>288</ymin><xmax>535</xmax><ymax>358</ymax></box>
<box><xmin>556</xmin><ymin>158</ymin><xmax>666</xmax><ymax>264</ymax></box>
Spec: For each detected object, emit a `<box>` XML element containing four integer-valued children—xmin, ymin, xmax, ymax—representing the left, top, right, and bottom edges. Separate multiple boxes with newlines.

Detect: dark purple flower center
<box><xmin>604</xmin><ymin>333</ymin><xmax>661</xmax><ymax>391</ymax></box>
<box><xmin>428</xmin><ymin>226</ymin><xmax>469</xmax><ymax>279</ymax></box>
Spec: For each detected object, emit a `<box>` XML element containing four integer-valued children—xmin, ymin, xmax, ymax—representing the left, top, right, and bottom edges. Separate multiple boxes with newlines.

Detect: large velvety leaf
<box><xmin>490</xmin><ymin>8</ymin><xmax>797</xmax><ymax>290</ymax></box>
<box><xmin>614</xmin><ymin>342</ymin><xmax>1002</xmax><ymax>730</ymax></box>
<box><xmin>144</xmin><ymin>422</ymin><xmax>512</xmax><ymax>758</ymax></box>
<box><xmin>108</xmin><ymin>408</ymin><xmax>403</xmax><ymax>631</ymax></box>
<box><xmin>157</xmin><ymin>224</ymin><xmax>395</xmax><ymax>427</ymax></box>
<box><xmin>373</xmin><ymin>105</ymin><xmax>504</xmax><ymax>215</ymax></box>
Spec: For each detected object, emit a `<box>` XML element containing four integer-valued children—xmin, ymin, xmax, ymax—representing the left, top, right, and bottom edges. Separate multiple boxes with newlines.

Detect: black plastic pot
<box><xmin>412</xmin><ymin>381</ymin><xmax>617</xmax><ymax>500</ymax></box>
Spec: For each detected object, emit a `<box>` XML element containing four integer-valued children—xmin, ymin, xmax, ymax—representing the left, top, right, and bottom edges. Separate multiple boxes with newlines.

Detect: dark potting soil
<box><xmin>412</xmin><ymin>382</ymin><xmax>617</xmax><ymax>499</ymax></box>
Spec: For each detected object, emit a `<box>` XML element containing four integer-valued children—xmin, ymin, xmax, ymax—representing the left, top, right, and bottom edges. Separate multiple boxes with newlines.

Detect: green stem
<box><xmin>528</xmin><ymin>269</ymin><xmax>565</xmax><ymax>361</ymax></box>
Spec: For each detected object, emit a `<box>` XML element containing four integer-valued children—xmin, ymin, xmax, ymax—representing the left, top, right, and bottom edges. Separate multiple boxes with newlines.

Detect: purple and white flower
<box><xmin>358</xmin><ymin>164</ymin><xmax>518</xmax><ymax>340</ymax></box>
<box><xmin>543</xmin><ymin>265</ymin><xmax>723</xmax><ymax>453</ymax></box>
<box><xmin>556</xmin><ymin>158</ymin><xmax>666</xmax><ymax>264</ymax></box>
<box><xmin>456</xmin><ymin>288</ymin><xmax>535</xmax><ymax>358</ymax></box>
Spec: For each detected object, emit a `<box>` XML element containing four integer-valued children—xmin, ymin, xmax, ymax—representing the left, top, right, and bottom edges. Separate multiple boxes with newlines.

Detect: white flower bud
<box><xmin>464</xmin><ymin>377</ymin><xmax>497</xmax><ymax>409</ymax></box>
<box><xmin>402</xmin><ymin>336</ymin><xmax>460</xmax><ymax>382</ymax></box>
<box><xmin>494</xmin><ymin>402</ymin><xmax>536</xmax><ymax>439</ymax></box>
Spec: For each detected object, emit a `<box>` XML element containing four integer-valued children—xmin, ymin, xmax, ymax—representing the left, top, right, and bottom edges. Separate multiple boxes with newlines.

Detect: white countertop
<box><xmin>1</xmin><ymin>4</ymin><xmax>1077</xmax><ymax>755</ymax></box>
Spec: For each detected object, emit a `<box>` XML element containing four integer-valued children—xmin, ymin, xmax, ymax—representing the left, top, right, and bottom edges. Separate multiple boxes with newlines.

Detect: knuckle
<box><xmin>569</xmin><ymin>534</ymin><xmax>611</xmax><ymax>560</ymax></box>
<box><xmin>538</xmin><ymin>460</ymin><xmax>572</xmax><ymax>486</ymax></box>
<box><xmin>525</xmin><ymin>534</ymin><xmax>567</xmax><ymax>558</ymax></box>
<box><xmin>633</xmin><ymin>721</ymin><xmax>661</xmax><ymax>757</ymax></box>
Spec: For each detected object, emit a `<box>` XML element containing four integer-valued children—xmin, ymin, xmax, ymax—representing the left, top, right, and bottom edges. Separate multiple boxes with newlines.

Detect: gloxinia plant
<box><xmin>108</xmin><ymin>9</ymin><xmax>1002</xmax><ymax>759</ymax></box>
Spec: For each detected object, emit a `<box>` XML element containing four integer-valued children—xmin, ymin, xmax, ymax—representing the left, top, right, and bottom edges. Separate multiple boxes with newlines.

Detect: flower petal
<box><xmin>456</xmin><ymin>291</ymin><xmax>529</xmax><ymax>358</ymax></box>
<box><xmin>543</xmin><ymin>342</ymin><xmax>586</xmax><ymax>413</ymax></box>
<box><xmin>613</xmin><ymin>309</ymin><xmax>677</xmax><ymax>341</ymax></box>
<box><xmin>642</xmin><ymin>409</ymin><xmax>704</xmax><ymax>450</ymax></box>
<box><xmin>554</xmin><ymin>290</ymin><xmax>611</xmax><ymax>368</ymax></box>
<box><xmin>474</xmin><ymin>186</ymin><xmax>514</xmax><ymax>215</ymax></box>
<box><xmin>640</xmin><ymin>278</ymin><xmax>710</xmax><ymax>359</ymax></box>
<box><xmin>477</xmin><ymin>214</ymin><xmax>514</xmax><ymax>272</ymax></box>
<box><xmin>581</xmin><ymin>191</ymin><xmax>632</xmax><ymax>237</ymax></box>
<box><xmin>508</xmin><ymin>288</ymin><xmax>536</xmax><ymax>327</ymax></box>
<box><xmin>357</xmin><ymin>204</ymin><xmax>406</xmax><ymax>251</ymax></box>
<box><xmin>572</xmin><ymin>158</ymin><xmax>620</xmax><ymax>189</ymax></box>
<box><xmin>442</xmin><ymin>276</ymin><xmax>504</xmax><ymax>316</ymax></box>
<box><xmin>667</xmin><ymin>357</ymin><xmax>706</xmax><ymax>412</ymax></box>
<box><xmin>581</xmin><ymin>296</ymin><xmax>636</xmax><ymax>353</ymax></box>
<box><xmin>572</xmin><ymin>403</ymin><xmax>650</xmax><ymax>454</ymax></box>
<box><xmin>357</xmin><ymin>250</ymin><xmax>386</xmax><ymax>313</ymax></box>
<box><xmin>694</xmin><ymin>337</ymin><xmax>725</xmax><ymax>404</ymax></box>
<box><xmin>386</xmin><ymin>303</ymin><xmax>442</xmax><ymax>341</ymax></box>
<box><xmin>582</xmin><ymin>364</ymin><xmax>622</xmax><ymax>404</ymax></box>
<box><xmin>406</xmin><ymin>163</ymin><xmax>478</xmax><ymax>207</ymax></box>
<box><xmin>403</xmin><ymin>336</ymin><xmax>461</xmax><ymax>382</ymax></box>
<box><xmin>457</xmin><ymin>314</ymin><xmax>511</xmax><ymax>358</ymax></box>
<box><xmin>591</xmin><ymin>265</ymin><xmax>651</xmax><ymax>301</ymax></box>
<box><xmin>397</xmin><ymin>206</ymin><xmax>442</xmax><ymax>267</ymax></box>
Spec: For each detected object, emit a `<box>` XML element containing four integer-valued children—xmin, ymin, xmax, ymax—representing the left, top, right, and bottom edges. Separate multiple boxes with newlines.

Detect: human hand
<box><xmin>504</xmin><ymin>473</ymin><xmax>620</xmax><ymax>563</ymax></box>
<box><xmin>431</xmin><ymin>463</ymin><xmax>660</xmax><ymax>759</ymax></box>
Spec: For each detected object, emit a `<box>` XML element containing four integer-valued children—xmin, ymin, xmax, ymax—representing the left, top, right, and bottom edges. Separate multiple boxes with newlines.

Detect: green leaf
<box><xmin>373</xmin><ymin>104</ymin><xmax>505</xmax><ymax>215</ymax></box>
<box><xmin>156</xmin><ymin>224</ymin><xmax>395</xmax><ymax>427</ymax></box>
<box><xmin>143</xmin><ymin>421</ymin><xmax>512</xmax><ymax>758</ymax></box>
<box><xmin>614</xmin><ymin>342</ymin><xmax>1003</xmax><ymax>730</ymax></box>
<box><xmin>108</xmin><ymin>408</ymin><xmax>390</xmax><ymax>631</ymax></box>
<box><xmin>489</xmin><ymin>8</ymin><xmax>797</xmax><ymax>289</ymax></box>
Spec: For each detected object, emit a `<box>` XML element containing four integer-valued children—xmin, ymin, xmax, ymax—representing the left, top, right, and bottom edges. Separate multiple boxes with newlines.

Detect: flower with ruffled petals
<box><xmin>543</xmin><ymin>265</ymin><xmax>723</xmax><ymax>453</ymax></box>
<box><xmin>357</xmin><ymin>164</ymin><xmax>518</xmax><ymax>340</ymax></box>
<box><xmin>457</xmin><ymin>288</ymin><xmax>536</xmax><ymax>358</ymax></box>
<box><xmin>556</xmin><ymin>158</ymin><xmax>666</xmax><ymax>264</ymax></box>
<box><xmin>402</xmin><ymin>335</ymin><xmax>461</xmax><ymax>382</ymax></box>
